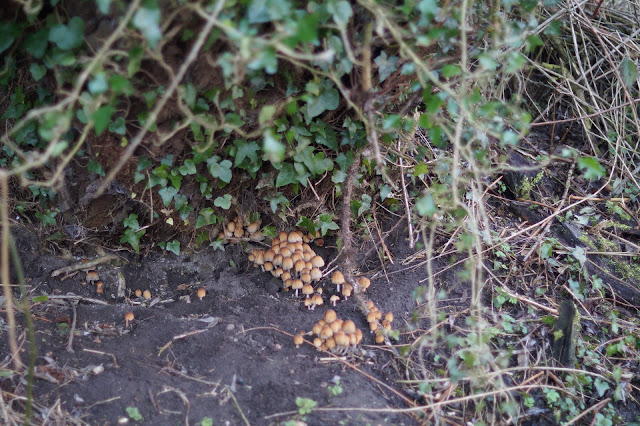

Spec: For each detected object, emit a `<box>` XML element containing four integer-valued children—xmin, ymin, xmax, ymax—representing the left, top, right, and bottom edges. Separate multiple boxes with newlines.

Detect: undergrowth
<box><xmin>1</xmin><ymin>0</ymin><xmax>640</xmax><ymax>424</ymax></box>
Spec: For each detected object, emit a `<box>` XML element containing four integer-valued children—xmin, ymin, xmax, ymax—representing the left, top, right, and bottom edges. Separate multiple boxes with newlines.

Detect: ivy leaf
<box><xmin>380</xmin><ymin>184</ymin><xmax>392</xmax><ymax>201</ymax></box>
<box><xmin>24</xmin><ymin>29</ymin><xmax>49</xmax><ymax>58</ymax></box>
<box><xmin>96</xmin><ymin>0</ymin><xmax>111</xmax><ymax>14</ymax></box>
<box><xmin>267</xmin><ymin>193</ymin><xmax>289</xmax><ymax>213</ymax></box>
<box><xmin>178</xmin><ymin>159</ymin><xmax>196</xmax><ymax>175</ymax></box>
<box><xmin>416</xmin><ymin>193</ymin><xmax>437</xmax><ymax>217</ymax></box>
<box><xmin>165</xmin><ymin>240</ymin><xmax>180</xmax><ymax>255</ymax></box>
<box><xmin>234</xmin><ymin>140</ymin><xmax>260</xmax><ymax>165</ymax></box>
<box><xmin>120</xmin><ymin>228</ymin><xmax>145</xmax><ymax>254</ymax></box>
<box><xmin>317</xmin><ymin>212</ymin><xmax>339</xmax><ymax>236</ymax></box>
<box><xmin>195</xmin><ymin>207</ymin><xmax>216</xmax><ymax>229</ymax></box>
<box><xmin>0</xmin><ymin>22</ymin><xmax>21</xmax><ymax>55</ymax></box>
<box><xmin>87</xmin><ymin>160</ymin><xmax>105</xmax><ymax>177</ymax></box>
<box><xmin>109</xmin><ymin>75</ymin><xmax>133</xmax><ymax>95</ymax></box>
<box><xmin>208</xmin><ymin>158</ymin><xmax>233</xmax><ymax>183</ymax></box>
<box><xmin>88</xmin><ymin>73</ymin><xmax>109</xmax><ymax>95</ymax></box>
<box><xmin>577</xmin><ymin>157</ymin><xmax>605</xmax><ymax>181</ymax></box>
<box><xmin>123</xmin><ymin>214</ymin><xmax>140</xmax><ymax>229</ymax></box>
<box><xmin>305</xmin><ymin>81</ymin><xmax>339</xmax><ymax>121</ymax></box>
<box><xmin>214</xmin><ymin>194</ymin><xmax>232</xmax><ymax>210</ymax></box>
<box><xmin>91</xmin><ymin>105</ymin><xmax>115</xmax><ymax>136</ymax></box>
<box><xmin>329</xmin><ymin>1</ymin><xmax>352</xmax><ymax>26</ymax></box>
<box><xmin>594</xmin><ymin>378</ymin><xmax>610</xmax><ymax>397</ymax></box>
<box><xmin>49</xmin><ymin>17</ymin><xmax>85</xmax><ymax>50</ymax></box>
<box><xmin>259</xmin><ymin>105</ymin><xmax>276</xmax><ymax>125</ymax></box>
<box><xmin>276</xmin><ymin>162</ymin><xmax>298</xmax><ymax>187</ymax></box>
<box><xmin>158</xmin><ymin>186</ymin><xmax>178</xmax><ymax>207</ymax></box>
<box><xmin>296</xmin><ymin>216</ymin><xmax>317</xmax><ymax>235</ymax></box>
<box><xmin>375</xmin><ymin>51</ymin><xmax>399</xmax><ymax>82</ymax></box>
<box><xmin>108</xmin><ymin>116</ymin><xmax>126</xmax><ymax>135</ymax></box>
<box><xmin>133</xmin><ymin>7</ymin><xmax>162</xmax><ymax>48</ymax></box>
<box><xmin>620</xmin><ymin>57</ymin><xmax>638</xmax><ymax>90</ymax></box>
<box><xmin>174</xmin><ymin>193</ymin><xmax>188</xmax><ymax>211</ymax></box>
<box><xmin>29</xmin><ymin>63</ymin><xmax>46</xmax><ymax>81</ymax></box>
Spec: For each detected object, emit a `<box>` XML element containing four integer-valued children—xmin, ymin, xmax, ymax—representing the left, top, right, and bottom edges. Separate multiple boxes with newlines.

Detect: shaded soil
<box><xmin>2</xmin><ymin>224</ymin><xmax>428</xmax><ymax>425</ymax></box>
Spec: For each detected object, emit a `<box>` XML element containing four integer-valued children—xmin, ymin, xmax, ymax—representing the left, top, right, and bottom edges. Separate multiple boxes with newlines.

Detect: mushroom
<box><xmin>293</xmin><ymin>333</ymin><xmax>304</xmax><ymax>348</ymax></box>
<box><xmin>273</xmin><ymin>254</ymin><xmax>283</xmax><ymax>267</ymax></box>
<box><xmin>385</xmin><ymin>312</ymin><xmax>394</xmax><ymax>323</ymax></box>
<box><xmin>96</xmin><ymin>281</ymin><xmax>104</xmax><ymax>294</ymax></box>
<box><xmin>282</xmin><ymin>256</ymin><xmax>294</xmax><ymax>272</ymax></box>
<box><xmin>264</xmin><ymin>261</ymin><xmax>274</xmax><ymax>273</ymax></box>
<box><xmin>320</xmin><ymin>325</ymin><xmax>333</xmax><ymax>340</ymax></box>
<box><xmin>302</xmin><ymin>284</ymin><xmax>314</xmax><ymax>298</ymax></box>
<box><xmin>375</xmin><ymin>332</ymin><xmax>385</xmax><ymax>344</ymax></box>
<box><xmin>278</xmin><ymin>231</ymin><xmax>289</xmax><ymax>242</ymax></box>
<box><xmin>264</xmin><ymin>249</ymin><xmax>275</xmax><ymax>263</ymax></box>
<box><xmin>341</xmin><ymin>284</ymin><xmax>352</xmax><ymax>300</ymax></box>
<box><xmin>312</xmin><ymin>322</ymin><xmax>323</xmax><ymax>335</ymax></box>
<box><xmin>248</xmin><ymin>253</ymin><xmax>255</xmax><ymax>263</ymax></box>
<box><xmin>291</xmin><ymin>253</ymin><xmax>302</xmax><ymax>264</ymax></box>
<box><xmin>247</xmin><ymin>221</ymin><xmax>261</xmax><ymax>234</ymax></box>
<box><xmin>197</xmin><ymin>288</ymin><xmax>206</xmax><ymax>301</ymax></box>
<box><xmin>325</xmin><ymin>337</ymin><xmax>336</xmax><ymax>351</ymax></box>
<box><xmin>313</xmin><ymin>337</ymin><xmax>323</xmax><ymax>348</ymax></box>
<box><xmin>331</xmin><ymin>271</ymin><xmax>345</xmax><ymax>292</ymax></box>
<box><xmin>315</xmin><ymin>238</ymin><xmax>324</xmax><ymax>247</ymax></box>
<box><xmin>316</xmin><ymin>287</ymin><xmax>323</xmax><ymax>295</ymax></box>
<box><xmin>324</xmin><ymin>309</ymin><xmax>337</xmax><ymax>324</ymax></box>
<box><xmin>143</xmin><ymin>289</ymin><xmax>151</xmax><ymax>299</ymax></box>
<box><xmin>291</xmin><ymin>279</ymin><xmax>304</xmax><ymax>296</ymax></box>
<box><xmin>366</xmin><ymin>300</ymin><xmax>375</xmax><ymax>310</ymax></box>
<box><xmin>355</xmin><ymin>329</ymin><xmax>363</xmax><ymax>345</ymax></box>
<box><xmin>273</xmin><ymin>267</ymin><xmax>284</xmax><ymax>278</ymax></box>
<box><xmin>281</xmin><ymin>271</ymin><xmax>292</xmax><ymax>282</ymax></box>
<box><xmin>288</xmin><ymin>231</ymin><xmax>303</xmax><ymax>243</ymax></box>
<box><xmin>124</xmin><ymin>312</ymin><xmax>134</xmax><ymax>328</ymax></box>
<box><xmin>134</xmin><ymin>289</ymin><xmax>142</xmax><ymax>298</ymax></box>
<box><xmin>284</xmin><ymin>279</ymin><xmax>293</xmax><ymax>290</ymax></box>
<box><xmin>311</xmin><ymin>293</ymin><xmax>323</xmax><ymax>309</ymax></box>
<box><xmin>233</xmin><ymin>226</ymin><xmax>243</xmax><ymax>238</ymax></box>
<box><xmin>367</xmin><ymin>311</ymin><xmax>377</xmax><ymax>323</ymax></box>
<box><xmin>304</xmin><ymin>297</ymin><xmax>313</xmax><ymax>310</ymax></box>
<box><xmin>382</xmin><ymin>319</ymin><xmax>392</xmax><ymax>330</ymax></box>
<box><xmin>342</xmin><ymin>320</ymin><xmax>356</xmax><ymax>335</ymax></box>
<box><xmin>358</xmin><ymin>277</ymin><xmax>371</xmax><ymax>291</ymax></box>
<box><xmin>349</xmin><ymin>333</ymin><xmax>357</xmax><ymax>347</ymax></box>
<box><xmin>280</xmin><ymin>248</ymin><xmax>292</xmax><ymax>258</ymax></box>
<box><xmin>301</xmin><ymin>271</ymin><xmax>312</xmax><ymax>286</ymax></box>
<box><xmin>294</xmin><ymin>259</ymin><xmax>306</xmax><ymax>277</ymax></box>
<box><xmin>334</xmin><ymin>330</ymin><xmax>348</xmax><ymax>348</ymax></box>
<box><xmin>249</xmin><ymin>231</ymin><xmax>264</xmax><ymax>242</ymax></box>
<box><xmin>369</xmin><ymin>321</ymin><xmax>378</xmax><ymax>332</ymax></box>
<box><xmin>85</xmin><ymin>270</ymin><xmax>100</xmax><ymax>285</ymax></box>
<box><xmin>329</xmin><ymin>319</ymin><xmax>343</xmax><ymax>334</ymax></box>
<box><xmin>302</xmin><ymin>251</ymin><xmax>313</xmax><ymax>262</ymax></box>
<box><xmin>330</xmin><ymin>295</ymin><xmax>340</xmax><ymax>306</ymax></box>
<box><xmin>310</xmin><ymin>255</ymin><xmax>325</xmax><ymax>269</ymax></box>
<box><xmin>254</xmin><ymin>251</ymin><xmax>265</xmax><ymax>268</ymax></box>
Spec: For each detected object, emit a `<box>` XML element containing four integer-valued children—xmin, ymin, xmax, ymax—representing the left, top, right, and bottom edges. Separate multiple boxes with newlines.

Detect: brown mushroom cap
<box><xmin>302</xmin><ymin>284</ymin><xmax>314</xmax><ymax>298</ymax></box>
<box><xmin>301</xmin><ymin>272</ymin><xmax>312</xmax><ymax>284</ymax></box>
<box><xmin>312</xmin><ymin>323</ymin><xmax>323</xmax><ymax>335</ymax></box>
<box><xmin>86</xmin><ymin>270</ymin><xmax>100</xmax><ymax>283</ymax></box>
<box><xmin>358</xmin><ymin>277</ymin><xmax>371</xmax><ymax>291</ymax></box>
<box><xmin>247</xmin><ymin>221</ymin><xmax>261</xmax><ymax>234</ymax></box>
<box><xmin>385</xmin><ymin>312</ymin><xmax>394</xmax><ymax>323</ymax></box>
<box><xmin>264</xmin><ymin>262</ymin><xmax>274</xmax><ymax>272</ymax></box>
<box><xmin>329</xmin><ymin>320</ymin><xmax>343</xmax><ymax>334</ymax></box>
<box><xmin>320</xmin><ymin>325</ymin><xmax>333</xmax><ymax>340</ymax></box>
<box><xmin>355</xmin><ymin>329</ymin><xmax>363</xmax><ymax>344</ymax></box>
<box><xmin>313</xmin><ymin>337</ymin><xmax>323</xmax><ymax>348</ymax></box>
<box><xmin>369</xmin><ymin>321</ymin><xmax>378</xmax><ymax>331</ymax></box>
<box><xmin>311</xmin><ymin>255</ymin><xmax>325</xmax><ymax>269</ymax></box>
<box><xmin>325</xmin><ymin>337</ymin><xmax>336</xmax><ymax>350</ymax></box>
<box><xmin>331</xmin><ymin>271</ymin><xmax>345</xmax><ymax>285</ymax></box>
<box><xmin>324</xmin><ymin>309</ymin><xmax>337</xmax><ymax>323</ymax></box>
<box><xmin>124</xmin><ymin>312</ymin><xmax>134</xmax><ymax>321</ymax></box>
<box><xmin>292</xmin><ymin>279</ymin><xmax>304</xmax><ymax>296</ymax></box>
<box><xmin>367</xmin><ymin>311</ymin><xmax>377</xmax><ymax>323</ymax></box>
<box><xmin>304</xmin><ymin>297</ymin><xmax>313</xmax><ymax>308</ymax></box>
<box><xmin>288</xmin><ymin>231</ymin><xmax>303</xmax><ymax>243</ymax></box>
<box><xmin>330</xmin><ymin>295</ymin><xmax>340</xmax><ymax>306</ymax></box>
<box><xmin>273</xmin><ymin>267</ymin><xmax>284</xmax><ymax>278</ymax></box>
<box><xmin>366</xmin><ymin>300</ymin><xmax>375</xmax><ymax>310</ymax></box>
<box><xmin>281</xmin><ymin>271</ymin><xmax>292</xmax><ymax>282</ymax></box>
<box><xmin>375</xmin><ymin>332</ymin><xmax>385</xmax><ymax>344</ymax></box>
<box><xmin>96</xmin><ymin>281</ymin><xmax>104</xmax><ymax>294</ymax></box>
<box><xmin>134</xmin><ymin>289</ymin><xmax>142</xmax><ymax>297</ymax></box>
<box><xmin>282</xmin><ymin>257</ymin><xmax>294</xmax><ymax>272</ymax></box>
<box><xmin>278</xmin><ymin>231</ymin><xmax>289</xmax><ymax>241</ymax></box>
<box><xmin>284</xmin><ymin>279</ymin><xmax>293</xmax><ymax>289</ymax></box>
<box><xmin>233</xmin><ymin>227</ymin><xmax>243</xmax><ymax>238</ymax></box>
<box><xmin>264</xmin><ymin>249</ymin><xmax>276</xmax><ymax>263</ymax></box>
<box><xmin>280</xmin><ymin>248</ymin><xmax>292</xmax><ymax>258</ymax></box>
<box><xmin>227</xmin><ymin>221</ymin><xmax>236</xmax><ymax>233</ymax></box>
<box><xmin>342</xmin><ymin>285</ymin><xmax>352</xmax><ymax>298</ymax></box>
<box><xmin>143</xmin><ymin>290</ymin><xmax>151</xmax><ymax>299</ymax></box>
<box><xmin>294</xmin><ymin>259</ymin><xmax>306</xmax><ymax>275</ymax></box>
<box><xmin>302</xmin><ymin>251</ymin><xmax>313</xmax><ymax>262</ymax></box>
<box><xmin>382</xmin><ymin>320</ymin><xmax>392</xmax><ymax>330</ymax></box>
<box><xmin>293</xmin><ymin>334</ymin><xmax>304</xmax><ymax>347</ymax></box>
<box><xmin>312</xmin><ymin>293</ymin><xmax>323</xmax><ymax>306</ymax></box>
<box><xmin>273</xmin><ymin>254</ymin><xmax>283</xmax><ymax>267</ymax></box>
<box><xmin>197</xmin><ymin>288</ymin><xmax>206</xmax><ymax>300</ymax></box>
<box><xmin>334</xmin><ymin>330</ymin><xmax>348</xmax><ymax>347</ymax></box>
<box><xmin>342</xmin><ymin>320</ymin><xmax>356</xmax><ymax>334</ymax></box>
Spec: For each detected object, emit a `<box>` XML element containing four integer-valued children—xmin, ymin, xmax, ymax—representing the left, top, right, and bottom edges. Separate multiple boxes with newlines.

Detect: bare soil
<box><xmin>2</xmin><ymin>223</ymin><xmax>427</xmax><ymax>425</ymax></box>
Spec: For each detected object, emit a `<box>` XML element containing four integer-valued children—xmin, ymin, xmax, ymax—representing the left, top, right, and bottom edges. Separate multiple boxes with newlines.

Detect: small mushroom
<box><xmin>367</xmin><ymin>311</ymin><xmax>377</xmax><ymax>323</ymax></box>
<box><xmin>315</xmin><ymin>238</ymin><xmax>324</xmax><ymax>247</ymax></box>
<box><xmin>85</xmin><ymin>270</ymin><xmax>100</xmax><ymax>285</ymax></box>
<box><xmin>385</xmin><ymin>312</ymin><xmax>394</xmax><ymax>323</ymax></box>
<box><xmin>342</xmin><ymin>320</ymin><xmax>356</xmax><ymax>335</ymax></box>
<box><xmin>316</xmin><ymin>287</ymin><xmax>323</xmax><ymax>295</ymax></box>
<box><xmin>382</xmin><ymin>319</ymin><xmax>392</xmax><ymax>330</ymax></box>
<box><xmin>134</xmin><ymin>289</ymin><xmax>142</xmax><ymax>298</ymax></box>
<box><xmin>293</xmin><ymin>333</ymin><xmax>304</xmax><ymax>348</ymax></box>
<box><xmin>278</xmin><ymin>231</ymin><xmax>289</xmax><ymax>242</ymax></box>
<box><xmin>329</xmin><ymin>319</ymin><xmax>343</xmax><ymax>334</ymax></box>
<box><xmin>312</xmin><ymin>322</ymin><xmax>323</xmax><ymax>335</ymax></box>
<box><xmin>273</xmin><ymin>254</ymin><xmax>283</xmax><ymax>267</ymax></box>
<box><xmin>282</xmin><ymin>256</ymin><xmax>294</xmax><ymax>272</ymax></box>
<box><xmin>281</xmin><ymin>271</ymin><xmax>292</xmax><ymax>282</ymax></box>
<box><xmin>311</xmin><ymin>255</ymin><xmax>325</xmax><ymax>269</ymax></box>
<box><xmin>143</xmin><ymin>289</ymin><xmax>151</xmax><ymax>299</ymax></box>
<box><xmin>310</xmin><ymin>267</ymin><xmax>323</xmax><ymax>282</ymax></box>
<box><xmin>264</xmin><ymin>261</ymin><xmax>274</xmax><ymax>273</ymax></box>
<box><xmin>197</xmin><ymin>288</ymin><xmax>206</xmax><ymax>301</ymax></box>
<box><xmin>325</xmin><ymin>337</ymin><xmax>336</xmax><ymax>351</ymax></box>
<box><xmin>249</xmin><ymin>231</ymin><xmax>264</xmax><ymax>242</ymax></box>
<box><xmin>355</xmin><ymin>329</ymin><xmax>363</xmax><ymax>345</ymax></box>
<box><xmin>341</xmin><ymin>284</ymin><xmax>352</xmax><ymax>300</ymax></box>
<box><xmin>291</xmin><ymin>279</ymin><xmax>304</xmax><ymax>297</ymax></box>
<box><xmin>375</xmin><ymin>331</ymin><xmax>385</xmax><ymax>344</ymax></box>
<box><xmin>331</xmin><ymin>271</ymin><xmax>345</xmax><ymax>292</ymax></box>
<box><xmin>366</xmin><ymin>300</ymin><xmax>375</xmax><ymax>310</ymax></box>
<box><xmin>304</xmin><ymin>297</ymin><xmax>313</xmax><ymax>309</ymax></box>
<box><xmin>358</xmin><ymin>277</ymin><xmax>371</xmax><ymax>291</ymax></box>
<box><xmin>124</xmin><ymin>312</ymin><xmax>134</xmax><ymax>328</ymax></box>
<box><xmin>334</xmin><ymin>330</ymin><xmax>349</xmax><ymax>348</ymax></box>
<box><xmin>369</xmin><ymin>321</ymin><xmax>378</xmax><ymax>332</ymax></box>
<box><xmin>311</xmin><ymin>293</ymin><xmax>323</xmax><ymax>310</ymax></box>
<box><xmin>273</xmin><ymin>267</ymin><xmax>284</xmax><ymax>278</ymax></box>
<box><xmin>96</xmin><ymin>281</ymin><xmax>104</xmax><ymax>294</ymax></box>
<box><xmin>320</xmin><ymin>325</ymin><xmax>333</xmax><ymax>340</ymax></box>
<box><xmin>330</xmin><ymin>295</ymin><xmax>340</xmax><ymax>306</ymax></box>
<box><xmin>247</xmin><ymin>221</ymin><xmax>261</xmax><ymax>234</ymax></box>
<box><xmin>233</xmin><ymin>226</ymin><xmax>243</xmax><ymax>238</ymax></box>
<box><xmin>264</xmin><ymin>249</ymin><xmax>275</xmax><ymax>263</ymax></box>
<box><xmin>302</xmin><ymin>284</ymin><xmax>314</xmax><ymax>298</ymax></box>
<box><xmin>324</xmin><ymin>309</ymin><xmax>337</xmax><ymax>324</ymax></box>
<box><xmin>313</xmin><ymin>337</ymin><xmax>323</xmax><ymax>348</ymax></box>
<box><xmin>294</xmin><ymin>259</ymin><xmax>306</xmax><ymax>277</ymax></box>
<box><xmin>288</xmin><ymin>231</ymin><xmax>303</xmax><ymax>243</ymax></box>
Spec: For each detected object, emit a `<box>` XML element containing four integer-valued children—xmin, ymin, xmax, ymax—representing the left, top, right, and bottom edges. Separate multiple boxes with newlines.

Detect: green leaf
<box><xmin>259</xmin><ymin>105</ymin><xmax>276</xmax><ymax>125</ymax></box>
<box><xmin>266</xmin><ymin>193</ymin><xmax>289</xmax><ymax>213</ymax></box>
<box><xmin>49</xmin><ymin>17</ymin><xmax>85</xmax><ymax>50</ymax></box>
<box><xmin>234</xmin><ymin>140</ymin><xmax>260</xmax><ymax>165</ymax></box>
<box><xmin>276</xmin><ymin>163</ymin><xmax>298</xmax><ymax>187</ymax></box>
<box><xmin>128</xmin><ymin>45</ymin><xmax>144</xmax><ymax>77</ymax></box>
<box><xmin>123</xmin><ymin>214</ymin><xmax>140</xmax><ymax>229</ymax></box>
<box><xmin>380</xmin><ymin>184</ymin><xmax>392</xmax><ymax>201</ymax></box>
<box><xmin>441</xmin><ymin>64</ymin><xmax>461</xmax><ymax>78</ymax></box>
<box><xmin>0</xmin><ymin>23</ymin><xmax>20</xmax><ymax>55</ymax></box>
<box><xmin>375</xmin><ymin>51</ymin><xmax>399</xmax><ymax>82</ymax></box>
<box><xmin>208</xmin><ymin>158</ymin><xmax>233</xmax><ymax>183</ymax></box>
<box><xmin>214</xmin><ymin>194</ymin><xmax>232</xmax><ymax>210</ymax></box>
<box><xmin>317</xmin><ymin>212</ymin><xmax>339</xmax><ymax>236</ymax></box>
<box><xmin>296</xmin><ymin>216</ymin><xmax>317</xmax><ymax>235</ymax></box>
<box><xmin>92</xmin><ymin>105</ymin><xmax>115</xmax><ymax>136</ymax></box>
<box><xmin>165</xmin><ymin>240</ymin><xmax>180</xmax><ymax>255</ymax></box>
<box><xmin>329</xmin><ymin>1</ymin><xmax>352</xmax><ymax>26</ymax></box>
<box><xmin>133</xmin><ymin>8</ymin><xmax>162</xmax><ymax>48</ymax></box>
<box><xmin>305</xmin><ymin>81</ymin><xmax>339</xmax><ymax>120</ymax></box>
<box><xmin>263</xmin><ymin>129</ymin><xmax>285</xmax><ymax>163</ymax></box>
<box><xmin>196</xmin><ymin>207</ymin><xmax>216</xmax><ymax>229</ymax></box>
<box><xmin>109</xmin><ymin>75</ymin><xmax>133</xmax><ymax>95</ymax></box>
<box><xmin>24</xmin><ymin>29</ymin><xmax>49</xmax><ymax>58</ymax></box>
<box><xmin>158</xmin><ymin>186</ymin><xmax>178</xmax><ymax>207</ymax></box>
<box><xmin>577</xmin><ymin>157</ymin><xmax>606</xmax><ymax>181</ymax></box>
<box><xmin>174</xmin><ymin>193</ymin><xmax>188</xmax><ymax>211</ymax></box>
<box><xmin>108</xmin><ymin>116</ymin><xmax>126</xmax><ymax>135</ymax></box>
<box><xmin>594</xmin><ymin>378</ymin><xmax>610</xmax><ymax>397</ymax></box>
<box><xmin>29</xmin><ymin>63</ymin><xmax>46</xmax><ymax>81</ymax></box>
<box><xmin>178</xmin><ymin>159</ymin><xmax>197</xmax><ymax>175</ymax></box>
<box><xmin>126</xmin><ymin>406</ymin><xmax>144</xmax><ymax>422</ymax></box>
<box><xmin>88</xmin><ymin>73</ymin><xmax>109</xmax><ymax>95</ymax></box>
<box><xmin>96</xmin><ymin>0</ymin><xmax>111</xmax><ymax>14</ymax></box>
<box><xmin>120</xmin><ymin>228</ymin><xmax>145</xmax><ymax>254</ymax></box>
<box><xmin>416</xmin><ymin>193</ymin><xmax>437</xmax><ymax>217</ymax></box>
<box><xmin>620</xmin><ymin>57</ymin><xmax>638</xmax><ymax>90</ymax></box>
<box><xmin>87</xmin><ymin>160</ymin><xmax>105</xmax><ymax>177</ymax></box>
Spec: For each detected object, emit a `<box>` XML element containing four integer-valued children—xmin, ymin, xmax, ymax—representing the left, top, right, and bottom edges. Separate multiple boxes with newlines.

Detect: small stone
<box><xmin>226</xmin><ymin>323</ymin><xmax>235</xmax><ymax>331</ymax></box>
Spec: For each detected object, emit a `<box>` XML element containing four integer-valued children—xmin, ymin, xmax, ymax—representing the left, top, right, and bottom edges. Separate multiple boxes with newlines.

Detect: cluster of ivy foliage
<box><xmin>0</xmin><ymin>0</ymin><xmax>549</xmax><ymax>254</ymax></box>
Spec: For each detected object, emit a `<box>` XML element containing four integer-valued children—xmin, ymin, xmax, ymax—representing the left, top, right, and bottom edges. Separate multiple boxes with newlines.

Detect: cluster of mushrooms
<box><xmin>294</xmin><ymin>309</ymin><xmax>363</xmax><ymax>354</ymax></box>
<box><xmin>219</xmin><ymin>216</ymin><xmax>264</xmax><ymax>242</ymax></box>
<box><xmin>85</xmin><ymin>270</ymin><xmax>104</xmax><ymax>294</ymax></box>
<box><xmin>365</xmin><ymin>299</ymin><xmax>394</xmax><ymax>344</ymax></box>
<box><xmin>330</xmin><ymin>271</ymin><xmax>370</xmax><ymax>301</ymax></box>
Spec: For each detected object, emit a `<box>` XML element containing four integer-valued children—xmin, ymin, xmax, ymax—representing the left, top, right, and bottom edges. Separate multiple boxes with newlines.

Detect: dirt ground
<box><xmin>2</xmin><ymin>223</ymin><xmax>430</xmax><ymax>425</ymax></box>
